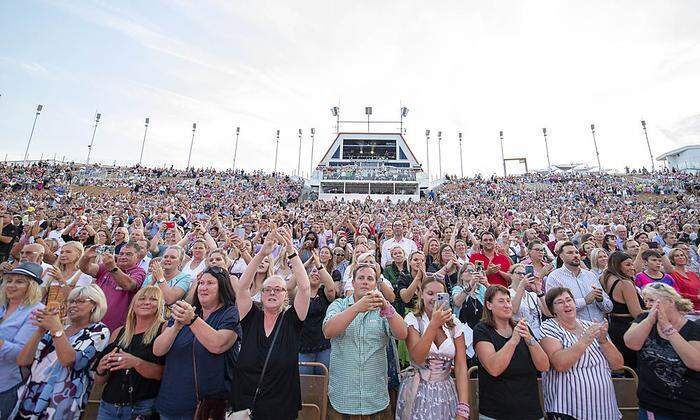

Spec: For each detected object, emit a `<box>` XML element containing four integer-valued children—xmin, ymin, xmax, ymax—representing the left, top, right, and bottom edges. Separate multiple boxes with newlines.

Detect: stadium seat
<box><xmin>613</xmin><ymin>366</ymin><xmax>639</xmax><ymax>420</ymax></box>
<box><xmin>83</xmin><ymin>381</ymin><xmax>105</xmax><ymax>420</ymax></box>
<box><xmin>299</xmin><ymin>362</ymin><xmax>329</xmax><ymax>420</ymax></box>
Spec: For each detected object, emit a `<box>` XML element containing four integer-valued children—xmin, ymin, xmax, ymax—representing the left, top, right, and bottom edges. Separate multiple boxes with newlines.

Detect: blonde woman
<box><xmin>624</xmin><ymin>283</ymin><xmax>700</xmax><ymax>419</ymax></box>
<box><xmin>95</xmin><ymin>286</ymin><xmax>166</xmax><ymax>419</ymax></box>
<box><xmin>14</xmin><ymin>285</ymin><xmax>110</xmax><ymax>419</ymax></box>
<box><xmin>43</xmin><ymin>241</ymin><xmax>93</xmax><ymax>318</ymax></box>
<box><xmin>0</xmin><ymin>262</ymin><xmax>45</xmax><ymax>418</ymax></box>
<box><xmin>397</xmin><ymin>277</ymin><xmax>469</xmax><ymax>420</ymax></box>
<box><xmin>589</xmin><ymin>248</ymin><xmax>609</xmax><ymax>278</ymax></box>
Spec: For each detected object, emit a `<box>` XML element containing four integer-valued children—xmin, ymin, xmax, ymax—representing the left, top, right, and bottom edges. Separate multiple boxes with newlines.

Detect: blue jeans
<box><xmin>96</xmin><ymin>398</ymin><xmax>156</xmax><ymax>420</ymax></box>
<box><xmin>638</xmin><ymin>408</ymin><xmax>683</xmax><ymax>420</ymax></box>
<box><xmin>0</xmin><ymin>383</ymin><xmax>20</xmax><ymax>419</ymax></box>
<box><xmin>299</xmin><ymin>349</ymin><xmax>331</xmax><ymax>375</ymax></box>
<box><xmin>159</xmin><ymin>414</ymin><xmax>195</xmax><ymax>420</ymax></box>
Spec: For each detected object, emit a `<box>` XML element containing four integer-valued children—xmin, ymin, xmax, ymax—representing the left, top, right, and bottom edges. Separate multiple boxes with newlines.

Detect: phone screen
<box><xmin>525</xmin><ymin>265</ymin><xmax>535</xmax><ymax>277</ymax></box>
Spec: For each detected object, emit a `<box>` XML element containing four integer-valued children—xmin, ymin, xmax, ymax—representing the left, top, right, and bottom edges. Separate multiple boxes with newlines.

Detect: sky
<box><xmin>2</xmin><ymin>0</ymin><xmax>700</xmax><ymax>177</ymax></box>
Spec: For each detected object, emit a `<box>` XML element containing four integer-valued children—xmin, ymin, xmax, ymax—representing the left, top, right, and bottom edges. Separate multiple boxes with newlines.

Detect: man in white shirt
<box><xmin>380</xmin><ymin>219</ymin><xmax>417</xmax><ymax>268</ymax></box>
<box><xmin>545</xmin><ymin>241</ymin><xmax>613</xmax><ymax>322</ymax></box>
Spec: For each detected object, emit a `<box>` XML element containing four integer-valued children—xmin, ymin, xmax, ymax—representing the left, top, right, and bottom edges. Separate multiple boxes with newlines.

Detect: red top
<box><xmin>671</xmin><ymin>270</ymin><xmax>700</xmax><ymax>310</ymax></box>
<box><xmin>469</xmin><ymin>252</ymin><xmax>512</xmax><ymax>287</ymax></box>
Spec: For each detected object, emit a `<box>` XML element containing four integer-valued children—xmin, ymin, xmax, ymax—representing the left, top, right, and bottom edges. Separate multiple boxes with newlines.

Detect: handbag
<box><xmin>227</xmin><ymin>310</ymin><xmax>286</xmax><ymax>420</ymax></box>
<box><xmin>193</xmin><ymin>334</ymin><xmax>227</xmax><ymax>420</ymax></box>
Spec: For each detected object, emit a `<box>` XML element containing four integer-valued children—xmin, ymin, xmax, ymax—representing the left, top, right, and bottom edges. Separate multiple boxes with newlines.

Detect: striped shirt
<box><xmin>323</xmin><ymin>295</ymin><xmax>393</xmax><ymax>415</ymax></box>
<box><xmin>545</xmin><ymin>266</ymin><xmax>613</xmax><ymax>322</ymax></box>
<box><xmin>541</xmin><ymin>319</ymin><xmax>621</xmax><ymax>420</ymax></box>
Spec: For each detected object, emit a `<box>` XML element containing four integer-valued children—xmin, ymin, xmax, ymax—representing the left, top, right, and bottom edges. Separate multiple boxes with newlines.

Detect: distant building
<box><xmin>309</xmin><ymin>132</ymin><xmax>427</xmax><ymax>202</ymax></box>
<box><xmin>657</xmin><ymin>145</ymin><xmax>700</xmax><ymax>172</ymax></box>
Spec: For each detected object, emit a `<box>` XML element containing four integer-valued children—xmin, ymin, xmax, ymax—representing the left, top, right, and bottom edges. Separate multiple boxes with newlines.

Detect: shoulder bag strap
<box><xmin>251</xmin><ymin>309</ymin><xmax>286</xmax><ymax>412</ymax></box>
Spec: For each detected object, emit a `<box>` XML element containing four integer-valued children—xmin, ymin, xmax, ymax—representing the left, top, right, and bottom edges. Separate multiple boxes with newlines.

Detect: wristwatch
<box><xmin>52</xmin><ymin>329</ymin><xmax>64</xmax><ymax>338</ymax></box>
<box><xmin>110</xmin><ymin>267</ymin><xmax>119</xmax><ymax>273</ymax></box>
<box><xmin>317</xmin><ymin>265</ymin><xmax>324</xmax><ymax>271</ymax></box>
<box><xmin>526</xmin><ymin>337</ymin><xmax>537</xmax><ymax>346</ymax></box>
<box><xmin>157</xmin><ymin>277</ymin><xmax>166</xmax><ymax>284</ymax></box>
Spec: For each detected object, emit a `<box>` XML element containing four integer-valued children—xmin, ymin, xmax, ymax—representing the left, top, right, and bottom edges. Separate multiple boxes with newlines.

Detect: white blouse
<box><xmin>405</xmin><ymin>312</ymin><xmax>464</xmax><ymax>359</ymax></box>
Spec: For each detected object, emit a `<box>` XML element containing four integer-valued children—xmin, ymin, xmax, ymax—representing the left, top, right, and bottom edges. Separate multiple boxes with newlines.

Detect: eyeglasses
<box><xmin>262</xmin><ymin>287</ymin><xmax>286</xmax><ymax>294</ymax></box>
<box><xmin>334</xmin><ymin>253</ymin><xmax>345</xmax><ymax>257</ymax></box>
<box><xmin>67</xmin><ymin>298</ymin><xmax>94</xmax><ymax>305</ymax></box>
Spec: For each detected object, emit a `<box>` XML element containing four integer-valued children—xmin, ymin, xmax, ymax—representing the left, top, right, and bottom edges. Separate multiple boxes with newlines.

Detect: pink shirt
<box><xmin>95</xmin><ymin>263</ymin><xmax>146</xmax><ymax>331</ymax></box>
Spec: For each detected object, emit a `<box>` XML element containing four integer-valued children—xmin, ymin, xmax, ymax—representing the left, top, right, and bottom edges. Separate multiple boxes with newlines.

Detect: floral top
<box><xmin>12</xmin><ymin>323</ymin><xmax>110</xmax><ymax>420</ymax></box>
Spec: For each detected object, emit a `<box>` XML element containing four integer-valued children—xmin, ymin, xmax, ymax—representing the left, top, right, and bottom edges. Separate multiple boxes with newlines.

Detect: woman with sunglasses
<box><xmin>232</xmin><ymin>227</ymin><xmax>310</xmax><ymax>420</ymax></box>
<box><xmin>14</xmin><ymin>285</ymin><xmax>110</xmax><ymax>419</ymax></box>
<box><xmin>153</xmin><ymin>266</ymin><xmax>241</xmax><ymax>420</ymax></box>
<box><xmin>625</xmin><ymin>283</ymin><xmax>700</xmax><ymax>420</ymax></box>
<box><xmin>522</xmin><ymin>240</ymin><xmax>554</xmax><ymax>281</ymax></box>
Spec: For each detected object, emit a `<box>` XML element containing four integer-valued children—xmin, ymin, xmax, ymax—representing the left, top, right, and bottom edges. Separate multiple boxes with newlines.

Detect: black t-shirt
<box><xmin>100</xmin><ymin>326</ymin><xmax>165</xmax><ymax>404</ymax></box>
<box><xmin>299</xmin><ymin>286</ymin><xmax>331</xmax><ymax>353</ymax></box>
<box><xmin>636</xmin><ymin>312</ymin><xmax>700</xmax><ymax>418</ymax></box>
<box><xmin>473</xmin><ymin>322</ymin><xmax>543</xmax><ymax>420</ymax></box>
<box><xmin>0</xmin><ymin>224</ymin><xmax>21</xmax><ymax>258</ymax></box>
<box><xmin>233</xmin><ymin>305</ymin><xmax>303</xmax><ymax>420</ymax></box>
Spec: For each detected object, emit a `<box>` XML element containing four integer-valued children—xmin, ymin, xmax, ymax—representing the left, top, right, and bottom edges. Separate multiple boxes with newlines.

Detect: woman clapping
<box><xmin>624</xmin><ymin>283</ymin><xmax>700</xmax><ymax>420</ymax></box>
<box><xmin>95</xmin><ymin>286</ymin><xmax>166</xmax><ymax>419</ymax></box>
<box><xmin>14</xmin><ymin>285</ymin><xmax>110</xmax><ymax>419</ymax></box>
<box><xmin>540</xmin><ymin>287</ymin><xmax>624</xmax><ymax>420</ymax></box>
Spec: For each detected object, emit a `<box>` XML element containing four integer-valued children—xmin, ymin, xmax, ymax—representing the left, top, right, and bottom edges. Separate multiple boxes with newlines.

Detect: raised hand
<box><xmin>428</xmin><ymin>306</ymin><xmax>452</xmax><ymax>330</ymax></box>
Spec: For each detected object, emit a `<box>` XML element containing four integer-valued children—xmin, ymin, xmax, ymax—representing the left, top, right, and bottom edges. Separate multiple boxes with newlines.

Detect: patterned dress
<box><xmin>396</xmin><ymin>312</ymin><xmax>464</xmax><ymax>420</ymax></box>
<box><xmin>12</xmin><ymin>323</ymin><xmax>110</xmax><ymax>420</ymax></box>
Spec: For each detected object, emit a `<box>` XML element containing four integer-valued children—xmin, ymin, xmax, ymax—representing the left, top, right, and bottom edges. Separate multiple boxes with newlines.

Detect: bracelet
<box><xmin>287</xmin><ymin>252</ymin><xmax>298</xmax><ymax>260</ymax></box>
<box><xmin>537</xmin><ymin>291</ymin><xmax>546</xmax><ymax>298</ymax></box>
<box><xmin>662</xmin><ymin>325</ymin><xmax>678</xmax><ymax>337</ymax></box>
<box><xmin>456</xmin><ymin>402</ymin><xmax>470</xmax><ymax>418</ymax></box>
<box><xmin>317</xmin><ymin>265</ymin><xmax>325</xmax><ymax>271</ymax></box>
<box><xmin>187</xmin><ymin>315</ymin><xmax>199</xmax><ymax>326</ymax></box>
<box><xmin>379</xmin><ymin>305</ymin><xmax>397</xmax><ymax>319</ymax></box>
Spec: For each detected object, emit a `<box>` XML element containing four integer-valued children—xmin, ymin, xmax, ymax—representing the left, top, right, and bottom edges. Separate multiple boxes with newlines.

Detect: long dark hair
<box><xmin>192</xmin><ymin>267</ymin><xmax>236</xmax><ymax>314</ymax></box>
<box><xmin>600</xmin><ymin>251</ymin><xmax>633</xmax><ymax>290</ymax></box>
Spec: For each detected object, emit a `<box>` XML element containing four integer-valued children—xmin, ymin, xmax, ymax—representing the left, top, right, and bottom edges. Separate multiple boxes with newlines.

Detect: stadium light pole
<box><xmin>425</xmin><ymin>129</ymin><xmax>431</xmax><ymax>183</ymax></box>
<box><xmin>186</xmin><ymin>122</ymin><xmax>196</xmax><ymax>170</ymax></box>
<box><xmin>331</xmin><ymin>107</ymin><xmax>340</xmax><ymax>133</ymax></box>
<box><xmin>273</xmin><ymin>130</ymin><xmax>280</xmax><ymax>173</ymax></box>
<box><xmin>309</xmin><ymin>128</ymin><xmax>315</xmax><ymax>177</ymax></box>
<box><xmin>23</xmin><ymin>104</ymin><xmax>43</xmax><ymax>163</ymax></box>
<box><xmin>641</xmin><ymin>120</ymin><xmax>655</xmax><ymax>172</ymax></box>
<box><xmin>590</xmin><ymin>123</ymin><xmax>602</xmax><ymax>171</ymax></box>
<box><xmin>400</xmin><ymin>107</ymin><xmax>409</xmax><ymax>134</ymax></box>
<box><xmin>297</xmin><ymin>128</ymin><xmax>303</xmax><ymax>176</ymax></box>
<box><xmin>499</xmin><ymin>131</ymin><xmax>506</xmax><ymax>177</ymax></box>
<box><xmin>458</xmin><ymin>132</ymin><xmax>464</xmax><ymax>178</ymax></box>
<box><xmin>437</xmin><ymin>131</ymin><xmax>443</xmax><ymax>179</ymax></box>
<box><xmin>86</xmin><ymin>112</ymin><xmax>101</xmax><ymax>165</ymax></box>
<box><xmin>542</xmin><ymin>127</ymin><xmax>551</xmax><ymax>171</ymax></box>
<box><xmin>232</xmin><ymin>126</ymin><xmax>241</xmax><ymax>171</ymax></box>
<box><xmin>138</xmin><ymin>117</ymin><xmax>150</xmax><ymax>166</ymax></box>
<box><xmin>365</xmin><ymin>107</ymin><xmax>372</xmax><ymax>132</ymax></box>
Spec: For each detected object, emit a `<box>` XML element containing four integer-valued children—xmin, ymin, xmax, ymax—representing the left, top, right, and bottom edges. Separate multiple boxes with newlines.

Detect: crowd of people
<box><xmin>0</xmin><ymin>160</ymin><xmax>699</xmax><ymax>420</ymax></box>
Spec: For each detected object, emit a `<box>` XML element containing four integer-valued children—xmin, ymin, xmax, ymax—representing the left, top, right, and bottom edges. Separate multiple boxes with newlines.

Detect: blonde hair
<box><xmin>668</xmin><ymin>248</ymin><xmax>686</xmax><ymax>266</ymax></box>
<box><xmin>413</xmin><ymin>278</ymin><xmax>456</xmax><ymax>330</ymax></box>
<box><xmin>114</xmin><ymin>227</ymin><xmax>130</xmax><ymax>243</ymax></box>
<box><xmin>56</xmin><ymin>241</ymin><xmax>85</xmax><ymax>272</ymax></box>
<box><xmin>642</xmin><ymin>283</ymin><xmax>694</xmax><ymax>313</ymax></box>
<box><xmin>67</xmin><ymin>285</ymin><xmax>108</xmax><ymax>323</ymax></box>
<box><xmin>118</xmin><ymin>286</ymin><xmax>165</xmax><ymax>348</ymax></box>
<box><xmin>0</xmin><ymin>275</ymin><xmax>43</xmax><ymax>307</ymax></box>
<box><xmin>589</xmin><ymin>248</ymin><xmax>608</xmax><ymax>270</ymax></box>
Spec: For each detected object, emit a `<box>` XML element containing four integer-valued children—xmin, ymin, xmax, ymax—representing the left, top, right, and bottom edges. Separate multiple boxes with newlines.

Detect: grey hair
<box><xmin>68</xmin><ymin>284</ymin><xmax>108</xmax><ymax>323</ymax></box>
